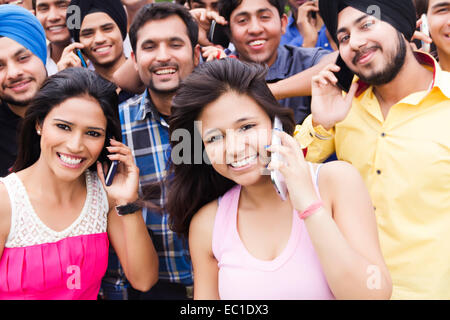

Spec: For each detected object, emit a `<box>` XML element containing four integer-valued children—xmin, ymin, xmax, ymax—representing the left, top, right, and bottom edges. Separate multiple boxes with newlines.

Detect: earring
<box><xmin>37</xmin><ymin>130</ymin><xmax>41</xmax><ymax>135</ymax></box>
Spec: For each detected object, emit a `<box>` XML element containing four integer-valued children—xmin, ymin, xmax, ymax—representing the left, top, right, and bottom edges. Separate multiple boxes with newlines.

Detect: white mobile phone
<box><xmin>270</xmin><ymin>116</ymin><xmax>288</xmax><ymax>201</ymax></box>
<box><xmin>420</xmin><ymin>14</ymin><xmax>431</xmax><ymax>53</ymax></box>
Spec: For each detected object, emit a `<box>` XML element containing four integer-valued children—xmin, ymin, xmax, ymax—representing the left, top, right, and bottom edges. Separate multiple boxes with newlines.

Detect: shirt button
<box><xmin>381</xmin><ymin>132</ymin><xmax>386</xmax><ymax>137</ymax></box>
<box><xmin>376</xmin><ymin>170</ymin><xmax>382</xmax><ymax>175</ymax></box>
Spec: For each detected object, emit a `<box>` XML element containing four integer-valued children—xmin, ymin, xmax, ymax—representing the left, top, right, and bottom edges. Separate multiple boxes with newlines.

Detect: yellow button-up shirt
<box><xmin>295</xmin><ymin>53</ymin><xmax>450</xmax><ymax>299</ymax></box>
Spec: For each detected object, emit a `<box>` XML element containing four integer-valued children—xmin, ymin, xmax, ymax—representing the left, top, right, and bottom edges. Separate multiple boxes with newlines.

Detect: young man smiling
<box><xmin>0</xmin><ymin>5</ymin><xmax>47</xmax><ymax>177</ymax></box>
<box><xmin>427</xmin><ymin>0</ymin><xmax>450</xmax><ymax>71</ymax></box>
<box><xmin>218</xmin><ymin>0</ymin><xmax>334</xmax><ymax>124</ymax></box>
<box><xmin>296</xmin><ymin>0</ymin><xmax>450</xmax><ymax>299</ymax></box>
<box><xmin>102</xmin><ymin>2</ymin><xmax>200</xmax><ymax>300</ymax></box>
<box><xmin>33</xmin><ymin>0</ymin><xmax>72</xmax><ymax>75</ymax></box>
<box><xmin>61</xmin><ymin>0</ymin><xmax>127</xmax><ymax>82</ymax></box>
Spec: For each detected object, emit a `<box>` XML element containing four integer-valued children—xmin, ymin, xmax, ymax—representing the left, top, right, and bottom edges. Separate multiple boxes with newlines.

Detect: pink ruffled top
<box><xmin>0</xmin><ymin>171</ymin><xmax>109</xmax><ymax>300</ymax></box>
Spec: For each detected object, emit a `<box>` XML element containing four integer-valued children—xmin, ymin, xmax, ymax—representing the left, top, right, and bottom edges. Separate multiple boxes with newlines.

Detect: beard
<box><xmin>147</xmin><ymin>79</ymin><xmax>180</xmax><ymax>95</ymax></box>
<box><xmin>354</xmin><ymin>32</ymin><xmax>407</xmax><ymax>86</ymax></box>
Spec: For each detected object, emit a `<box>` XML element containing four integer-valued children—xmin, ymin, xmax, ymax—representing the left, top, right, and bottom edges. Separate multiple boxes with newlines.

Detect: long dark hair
<box><xmin>13</xmin><ymin>67</ymin><xmax>122</xmax><ymax>172</ymax></box>
<box><xmin>167</xmin><ymin>58</ymin><xmax>295</xmax><ymax>237</ymax></box>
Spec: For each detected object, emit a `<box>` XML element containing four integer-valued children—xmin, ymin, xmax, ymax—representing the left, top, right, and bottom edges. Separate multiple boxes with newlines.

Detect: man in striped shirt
<box><xmin>100</xmin><ymin>2</ymin><xmax>200</xmax><ymax>300</ymax></box>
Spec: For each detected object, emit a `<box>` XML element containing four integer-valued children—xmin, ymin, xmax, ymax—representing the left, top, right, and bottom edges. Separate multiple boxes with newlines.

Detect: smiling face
<box><xmin>79</xmin><ymin>12</ymin><xmax>125</xmax><ymax>68</ymax></box>
<box><xmin>35</xmin><ymin>0</ymin><xmax>71</xmax><ymax>44</ymax></box>
<box><xmin>336</xmin><ymin>6</ymin><xmax>408</xmax><ymax>86</ymax></box>
<box><xmin>37</xmin><ymin>95</ymin><xmax>107</xmax><ymax>181</ymax></box>
<box><xmin>133</xmin><ymin>15</ymin><xmax>200</xmax><ymax>95</ymax></box>
<box><xmin>428</xmin><ymin>0</ymin><xmax>450</xmax><ymax>61</ymax></box>
<box><xmin>229</xmin><ymin>0</ymin><xmax>287</xmax><ymax>67</ymax></box>
<box><xmin>0</xmin><ymin>37</ymin><xmax>47</xmax><ymax>108</ymax></box>
<box><xmin>198</xmin><ymin>91</ymin><xmax>273</xmax><ymax>187</ymax></box>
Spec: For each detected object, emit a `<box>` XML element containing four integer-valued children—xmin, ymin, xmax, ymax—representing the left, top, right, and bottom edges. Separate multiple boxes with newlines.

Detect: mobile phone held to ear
<box><xmin>104</xmin><ymin>137</ymin><xmax>119</xmax><ymax>186</ymax></box>
<box><xmin>420</xmin><ymin>14</ymin><xmax>431</xmax><ymax>52</ymax></box>
<box><xmin>208</xmin><ymin>20</ymin><xmax>230</xmax><ymax>48</ymax></box>
<box><xmin>333</xmin><ymin>55</ymin><xmax>354</xmax><ymax>92</ymax></box>
<box><xmin>105</xmin><ymin>160</ymin><xmax>119</xmax><ymax>186</ymax></box>
<box><xmin>270</xmin><ymin>116</ymin><xmax>288</xmax><ymax>201</ymax></box>
<box><xmin>76</xmin><ymin>49</ymin><xmax>88</xmax><ymax>68</ymax></box>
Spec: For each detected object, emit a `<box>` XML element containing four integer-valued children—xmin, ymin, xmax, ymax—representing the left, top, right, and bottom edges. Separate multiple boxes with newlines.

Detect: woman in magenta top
<box><xmin>167</xmin><ymin>59</ymin><xmax>392</xmax><ymax>300</ymax></box>
<box><xmin>0</xmin><ymin>68</ymin><xmax>158</xmax><ymax>300</ymax></box>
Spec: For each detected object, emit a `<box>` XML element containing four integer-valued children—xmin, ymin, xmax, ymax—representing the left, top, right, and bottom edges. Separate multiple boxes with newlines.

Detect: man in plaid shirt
<box><xmin>100</xmin><ymin>2</ymin><xmax>200</xmax><ymax>300</ymax></box>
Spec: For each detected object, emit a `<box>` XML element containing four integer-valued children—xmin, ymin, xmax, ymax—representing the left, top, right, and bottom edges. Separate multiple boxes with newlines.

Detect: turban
<box><xmin>0</xmin><ymin>5</ymin><xmax>47</xmax><ymax>66</ymax></box>
<box><xmin>319</xmin><ymin>0</ymin><xmax>417</xmax><ymax>44</ymax></box>
<box><xmin>68</xmin><ymin>0</ymin><xmax>127</xmax><ymax>43</ymax></box>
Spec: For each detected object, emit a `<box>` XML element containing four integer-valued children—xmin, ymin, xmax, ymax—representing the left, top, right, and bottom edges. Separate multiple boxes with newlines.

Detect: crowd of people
<box><xmin>0</xmin><ymin>0</ymin><xmax>448</xmax><ymax>300</ymax></box>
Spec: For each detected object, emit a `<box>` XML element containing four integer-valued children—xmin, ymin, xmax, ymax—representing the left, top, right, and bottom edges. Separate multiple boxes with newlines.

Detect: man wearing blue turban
<box><xmin>0</xmin><ymin>4</ymin><xmax>48</xmax><ymax>177</ymax></box>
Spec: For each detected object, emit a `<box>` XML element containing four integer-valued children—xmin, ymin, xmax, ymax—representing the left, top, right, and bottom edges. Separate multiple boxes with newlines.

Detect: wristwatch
<box><xmin>115</xmin><ymin>202</ymin><xmax>141</xmax><ymax>216</ymax></box>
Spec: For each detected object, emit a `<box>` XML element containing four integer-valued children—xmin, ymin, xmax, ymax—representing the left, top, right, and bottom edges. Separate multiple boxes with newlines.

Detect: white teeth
<box><xmin>59</xmin><ymin>154</ymin><xmax>83</xmax><ymax>165</ymax></box>
<box><xmin>249</xmin><ymin>40</ymin><xmax>266</xmax><ymax>46</ymax></box>
<box><xmin>49</xmin><ymin>26</ymin><xmax>64</xmax><ymax>31</ymax></box>
<box><xmin>155</xmin><ymin>68</ymin><xmax>176</xmax><ymax>75</ymax></box>
<box><xmin>95</xmin><ymin>47</ymin><xmax>110</xmax><ymax>53</ymax></box>
<box><xmin>230</xmin><ymin>155</ymin><xmax>257</xmax><ymax>168</ymax></box>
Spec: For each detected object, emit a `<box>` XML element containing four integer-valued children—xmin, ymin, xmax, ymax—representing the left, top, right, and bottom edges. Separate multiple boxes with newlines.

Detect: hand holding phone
<box><xmin>208</xmin><ymin>20</ymin><xmax>230</xmax><ymax>48</ymax></box>
<box><xmin>332</xmin><ymin>55</ymin><xmax>354</xmax><ymax>92</ymax></box>
<box><xmin>270</xmin><ymin>116</ymin><xmax>288</xmax><ymax>201</ymax></box>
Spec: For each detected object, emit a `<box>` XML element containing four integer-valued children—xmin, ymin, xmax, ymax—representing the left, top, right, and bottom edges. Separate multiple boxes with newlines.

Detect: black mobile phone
<box><xmin>333</xmin><ymin>55</ymin><xmax>354</xmax><ymax>92</ymax></box>
<box><xmin>104</xmin><ymin>138</ymin><xmax>119</xmax><ymax>186</ymax></box>
<box><xmin>208</xmin><ymin>20</ymin><xmax>230</xmax><ymax>48</ymax></box>
<box><xmin>76</xmin><ymin>49</ymin><xmax>88</xmax><ymax>68</ymax></box>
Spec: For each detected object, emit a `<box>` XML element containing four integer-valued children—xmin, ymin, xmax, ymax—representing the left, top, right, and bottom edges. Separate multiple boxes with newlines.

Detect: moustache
<box><xmin>4</xmin><ymin>76</ymin><xmax>34</xmax><ymax>90</ymax></box>
<box><xmin>352</xmin><ymin>46</ymin><xmax>382</xmax><ymax>65</ymax></box>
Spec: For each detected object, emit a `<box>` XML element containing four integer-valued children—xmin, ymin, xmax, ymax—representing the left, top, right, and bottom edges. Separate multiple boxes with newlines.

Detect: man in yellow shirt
<box><xmin>295</xmin><ymin>0</ymin><xmax>450</xmax><ymax>299</ymax></box>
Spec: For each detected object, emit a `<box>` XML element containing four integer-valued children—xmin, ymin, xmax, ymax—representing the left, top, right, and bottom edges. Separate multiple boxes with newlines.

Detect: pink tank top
<box><xmin>212</xmin><ymin>163</ymin><xmax>335</xmax><ymax>300</ymax></box>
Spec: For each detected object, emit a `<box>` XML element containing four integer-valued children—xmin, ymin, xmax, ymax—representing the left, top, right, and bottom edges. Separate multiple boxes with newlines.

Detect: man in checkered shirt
<box><xmin>100</xmin><ymin>2</ymin><xmax>200</xmax><ymax>300</ymax></box>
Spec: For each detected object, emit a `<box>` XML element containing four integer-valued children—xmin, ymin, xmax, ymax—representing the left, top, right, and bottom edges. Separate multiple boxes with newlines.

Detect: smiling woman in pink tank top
<box><xmin>166</xmin><ymin>58</ymin><xmax>392</xmax><ymax>300</ymax></box>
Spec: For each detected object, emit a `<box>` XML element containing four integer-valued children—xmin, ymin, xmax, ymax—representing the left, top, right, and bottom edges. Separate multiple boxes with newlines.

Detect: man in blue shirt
<box><xmin>101</xmin><ymin>2</ymin><xmax>200</xmax><ymax>300</ymax></box>
<box><xmin>281</xmin><ymin>0</ymin><xmax>336</xmax><ymax>51</ymax></box>
<box><xmin>218</xmin><ymin>0</ymin><xmax>336</xmax><ymax>123</ymax></box>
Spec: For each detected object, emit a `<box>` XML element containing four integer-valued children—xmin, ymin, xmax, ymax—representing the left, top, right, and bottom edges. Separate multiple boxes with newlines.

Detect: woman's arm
<box><xmin>268</xmin><ymin>131</ymin><xmax>392</xmax><ymax>299</ymax></box>
<box><xmin>189</xmin><ymin>200</ymin><xmax>220</xmax><ymax>300</ymax></box>
<box><xmin>306</xmin><ymin>161</ymin><xmax>392</xmax><ymax>299</ymax></box>
<box><xmin>98</xmin><ymin>139</ymin><xmax>158</xmax><ymax>292</ymax></box>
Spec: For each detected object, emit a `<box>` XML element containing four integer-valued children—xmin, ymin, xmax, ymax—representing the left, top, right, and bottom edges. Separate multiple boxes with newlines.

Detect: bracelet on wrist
<box><xmin>298</xmin><ymin>201</ymin><xmax>323</xmax><ymax>219</ymax></box>
<box><xmin>115</xmin><ymin>202</ymin><xmax>141</xmax><ymax>216</ymax></box>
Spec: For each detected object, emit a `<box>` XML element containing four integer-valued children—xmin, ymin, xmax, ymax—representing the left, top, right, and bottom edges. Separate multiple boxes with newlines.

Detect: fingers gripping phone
<box><xmin>271</xmin><ymin>116</ymin><xmax>288</xmax><ymax>201</ymax></box>
<box><xmin>76</xmin><ymin>49</ymin><xmax>88</xmax><ymax>68</ymax></box>
<box><xmin>104</xmin><ymin>137</ymin><xmax>119</xmax><ymax>186</ymax></box>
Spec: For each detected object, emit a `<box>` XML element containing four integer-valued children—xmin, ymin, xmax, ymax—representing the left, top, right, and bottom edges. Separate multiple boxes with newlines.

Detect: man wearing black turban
<box><xmin>295</xmin><ymin>0</ymin><xmax>450</xmax><ymax>299</ymax></box>
<box><xmin>59</xmin><ymin>0</ymin><xmax>130</xmax><ymax>97</ymax></box>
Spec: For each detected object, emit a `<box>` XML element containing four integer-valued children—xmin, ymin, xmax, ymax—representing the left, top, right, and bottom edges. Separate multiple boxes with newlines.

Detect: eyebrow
<box><xmin>234</xmin><ymin>8</ymin><xmax>273</xmax><ymax>18</ymax></box>
<box><xmin>431</xmin><ymin>1</ymin><xmax>450</xmax><ymax>10</ymax></box>
<box><xmin>81</xmin><ymin>23</ymin><xmax>115</xmax><ymax>33</ymax></box>
<box><xmin>336</xmin><ymin>13</ymin><xmax>370</xmax><ymax>35</ymax></box>
<box><xmin>203</xmin><ymin>117</ymin><xmax>256</xmax><ymax>137</ymax></box>
<box><xmin>53</xmin><ymin>118</ymin><xmax>106</xmax><ymax>132</ymax></box>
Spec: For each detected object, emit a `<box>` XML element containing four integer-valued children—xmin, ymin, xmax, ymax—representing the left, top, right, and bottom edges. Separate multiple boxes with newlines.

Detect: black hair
<box><xmin>166</xmin><ymin>58</ymin><xmax>295</xmax><ymax>237</ymax></box>
<box><xmin>218</xmin><ymin>0</ymin><xmax>286</xmax><ymax>22</ymax></box>
<box><xmin>129</xmin><ymin>2</ymin><xmax>199</xmax><ymax>55</ymax></box>
<box><xmin>13</xmin><ymin>67</ymin><xmax>122</xmax><ymax>172</ymax></box>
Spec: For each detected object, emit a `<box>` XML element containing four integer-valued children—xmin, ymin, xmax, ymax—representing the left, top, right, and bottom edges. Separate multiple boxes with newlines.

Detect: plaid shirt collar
<box><xmin>135</xmin><ymin>89</ymin><xmax>170</xmax><ymax>128</ymax></box>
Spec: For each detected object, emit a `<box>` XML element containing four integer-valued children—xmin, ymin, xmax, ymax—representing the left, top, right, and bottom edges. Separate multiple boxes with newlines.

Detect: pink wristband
<box><xmin>298</xmin><ymin>201</ymin><xmax>323</xmax><ymax>219</ymax></box>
